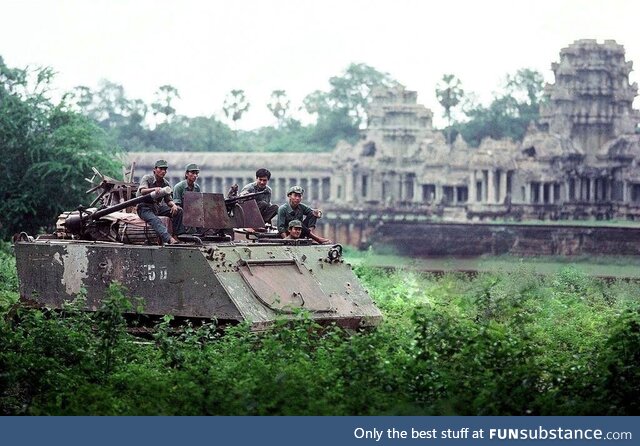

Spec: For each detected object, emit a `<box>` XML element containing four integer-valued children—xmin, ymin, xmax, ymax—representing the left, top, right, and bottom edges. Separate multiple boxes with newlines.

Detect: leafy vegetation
<box><xmin>0</xmin><ymin>243</ymin><xmax>18</xmax><ymax>314</ymax></box>
<box><xmin>67</xmin><ymin>62</ymin><xmax>399</xmax><ymax>153</ymax></box>
<box><xmin>0</xmin><ymin>57</ymin><xmax>122</xmax><ymax>239</ymax></box>
<box><xmin>1</xmin><ymin>250</ymin><xmax>638</xmax><ymax>415</ymax></box>
<box><xmin>446</xmin><ymin>68</ymin><xmax>546</xmax><ymax>147</ymax></box>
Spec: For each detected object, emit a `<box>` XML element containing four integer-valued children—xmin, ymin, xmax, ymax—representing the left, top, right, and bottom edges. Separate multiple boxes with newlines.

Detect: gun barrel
<box><xmin>225</xmin><ymin>189</ymin><xmax>266</xmax><ymax>205</ymax></box>
<box><xmin>64</xmin><ymin>186</ymin><xmax>172</xmax><ymax>233</ymax></box>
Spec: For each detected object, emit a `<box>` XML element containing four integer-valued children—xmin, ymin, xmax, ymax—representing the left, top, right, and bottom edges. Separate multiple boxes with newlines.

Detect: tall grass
<box><xmin>1</xmin><ymin>251</ymin><xmax>639</xmax><ymax>415</ymax></box>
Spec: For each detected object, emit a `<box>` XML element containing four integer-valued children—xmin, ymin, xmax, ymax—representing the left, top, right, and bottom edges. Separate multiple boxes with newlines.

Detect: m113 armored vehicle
<box><xmin>13</xmin><ymin>168</ymin><xmax>382</xmax><ymax>331</ymax></box>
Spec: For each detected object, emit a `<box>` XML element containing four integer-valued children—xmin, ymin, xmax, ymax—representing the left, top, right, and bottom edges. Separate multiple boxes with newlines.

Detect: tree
<box><xmin>150</xmin><ymin>115</ymin><xmax>240</xmax><ymax>152</ymax></box>
<box><xmin>267</xmin><ymin>89</ymin><xmax>291</xmax><ymax>127</ymax></box>
<box><xmin>151</xmin><ymin>84</ymin><xmax>180</xmax><ymax>124</ymax></box>
<box><xmin>92</xmin><ymin>80</ymin><xmax>133</xmax><ymax>129</ymax></box>
<box><xmin>303</xmin><ymin>63</ymin><xmax>400</xmax><ymax>145</ymax></box>
<box><xmin>222</xmin><ymin>89</ymin><xmax>250</xmax><ymax>129</ymax></box>
<box><xmin>0</xmin><ymin>57</ymin><xmax>121</xmax><ymax>239</ymax></box>
<box><xmin>504</xmin><ymin>68</ymin><xmax>546</xmax><ymax>124</ymax></box>
<box><xmin>69</xmin><ymin>85</ymin><xmax>94</xmax><ymax>114</ymax></box>
<box><xmin>435</xmin><ymin>74</ymin><xmax>464</xmax><ymax>145</ymax></box>
<box><xmin>454</xmin><ymin>68</ymin><xmax>546</xmax><ymax>147</ymax></box>
<box><xmin>304</xmin><ymin>63</ymin><xmax>400</xmax><ymax>128</ymax></box>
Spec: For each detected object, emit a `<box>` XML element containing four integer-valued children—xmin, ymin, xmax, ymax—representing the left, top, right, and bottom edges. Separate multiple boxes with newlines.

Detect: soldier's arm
<box><xmin>173</xmin><ymin>183</ymin><xmax>184</xmax><ymax>206</ymax></box>
<box><xmin>137</xmin><ymin>175</ymin><xmax>159</xmax><ymax>196</ymax></box>
<box><xmin>239</xmin><ymin>183</ymin><xmax>253</xmax><ymax>196</ymax></box>
<box><xmin>265</xmin><ymin>187</ymin><xmax>272</xmax><ymax>204</ymax></box>
<box><xmin>302</xmin><ymin>203</ymin><xmax>314</xmax><ymax>216</ymax></box>
<box><xmin>276</xmin><ymin>206</ymin><xmax>287</xmax><ymax>235</ymax></box>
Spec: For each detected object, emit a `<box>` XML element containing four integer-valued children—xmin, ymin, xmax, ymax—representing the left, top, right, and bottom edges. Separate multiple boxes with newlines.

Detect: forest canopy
<box><xmin>65</xmin><ymin>63</ymin><xmax>545</xmax><ymax>153</ymax></box>
<box><xmin>0</xmin><ymin>57</ymin><xmax>122</xmax><ymax>239</ymax></box>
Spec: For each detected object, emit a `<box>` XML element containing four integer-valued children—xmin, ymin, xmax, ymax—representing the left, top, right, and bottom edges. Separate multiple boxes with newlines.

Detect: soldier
<box><xmin>285</xmin><ymin>220</ymin><xmax>303</xmax><ymax>240</ymax></box>
<box><xmin>173</xmin><ymin>163</ymin><xmax>201</xmax><ymax>207</ymax></box>
<box><xmin>277</xmin><ymin>185</ymin><xmax>331</xmax><ymax>244</ymax></box>
<box><xmin>172</xmin><ymin>163</ymin><xmax>201</xmax><ymax>234</ymax></box>
<box><xmin>240</xmin><ymin>168</ymin><xmax>279</xmax><ymax>224</ymax></box>
<box><xmin>137</xmin><ymin>159</ymin><xmax>183</xmax><ymax>245</ymax></box>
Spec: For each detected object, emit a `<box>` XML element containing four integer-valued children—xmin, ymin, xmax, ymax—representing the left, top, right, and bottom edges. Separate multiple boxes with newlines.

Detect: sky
<box><xmin>2</xmin><ymin>0</ymin><xmax>640</xmax><ymax>129</ymax></box>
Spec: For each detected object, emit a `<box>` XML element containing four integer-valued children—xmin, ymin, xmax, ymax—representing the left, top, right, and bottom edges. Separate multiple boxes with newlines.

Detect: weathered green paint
<box><xmin>14</xmin><ymin>240</ymin><xmax>382</xmax><ymax>330</ymax></box>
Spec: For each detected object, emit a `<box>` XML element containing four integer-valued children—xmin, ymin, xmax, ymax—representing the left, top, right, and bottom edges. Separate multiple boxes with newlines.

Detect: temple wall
<box><xmin>370</xmin><ymin>222</ymin><xmax>640</xmax><ymax>257</ymax></box>
<box><xmin>127</xmin><ymin>40</ymin><xmax>640</xmax><ymax>251</ymax></box>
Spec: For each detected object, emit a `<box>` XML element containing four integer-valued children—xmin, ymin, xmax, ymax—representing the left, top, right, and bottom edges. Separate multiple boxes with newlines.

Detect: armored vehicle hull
<box><xmin>14</xmin><ymin>239</ymin><xmax>382</xmax><ymax>330</ymax></box>
<box><xmin>13</xmin><ymin>170</ymin><xmax>382</xmax><ymax>330</ymax></box>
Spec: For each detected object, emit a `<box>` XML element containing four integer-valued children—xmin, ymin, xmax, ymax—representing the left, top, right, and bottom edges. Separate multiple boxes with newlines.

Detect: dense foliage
<box><xmin>1</xmin><ymin>248</ymin><xmax>638</xmax><ymax>415</ymax></box>
<box><xmin>447</xmin><ymin>69</ymin><xmax>546</xmax><ymax>146</ymax></box>
<box><xmin>69</xmin><ymin>63</ymin><xmax>398</xmax><ymax>153</ymax></box>
<box><xmin>0</xmin><ymin>57</ymin><xmax>122</xmax><ymax>239</ymax></box>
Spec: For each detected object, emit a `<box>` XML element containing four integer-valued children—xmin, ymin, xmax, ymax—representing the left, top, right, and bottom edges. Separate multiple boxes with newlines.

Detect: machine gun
<box><xmin>224</xmin><ymin>189</ymin><xmax>266</xmax><ymax>211</ymax></box>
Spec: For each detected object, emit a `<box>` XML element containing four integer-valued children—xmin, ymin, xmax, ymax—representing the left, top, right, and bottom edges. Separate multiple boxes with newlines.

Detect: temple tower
<box><xmin>539</xmin><ymin>39</ymin><xmax>639</xmax><ymax>162</ymax></box>
<box><xmin>365</xmin><ymin>85</ymin><xmax>434</xmax><ymax>161</ymax></box>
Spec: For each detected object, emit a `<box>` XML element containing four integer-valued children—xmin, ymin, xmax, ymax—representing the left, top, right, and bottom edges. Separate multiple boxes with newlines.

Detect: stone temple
<box><xmin>129</xmin><ymin>39</ymin><xmax>640</xmax><ymax>244</ymax></box>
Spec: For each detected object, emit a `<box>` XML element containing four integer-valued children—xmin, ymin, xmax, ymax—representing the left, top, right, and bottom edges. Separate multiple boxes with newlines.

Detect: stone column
<box><xmin>499</xmin><ymin>170</ymin><xmax>507</xmax><ymax>204</ymax></box>
<box><xmin>623</xmin><ymin>180</ymin><xmax>628</xmax><ymax>202</ymax></box>
<box><xmin>307</xmin><ymin>177</ymin><xmax>314</xmax><ymax>200</ymax></box>
<box><xmin>330</xmin><ymin>174</ymin><xmax>339</xmax><ymax>201</ymax></box>
<box><xmin>525</xmin><ymin>183</ymin><xmax>531</xmax><ymax>203</ymax></box>
<box><xmin>487</xmin><ymin>170</ymin><xmax>495</xmax><ymax>203</ymax></box>
<box><xmin>469</xmin><ymin>171</ymin><xmax>477</xmax><ymax>203</ymax></box>
<box><xmin>565</xmin><ymin>180</ymin><xmax>571</xmax><ymax>201</ymax></box>
<box><xmin>344</xmin><ymin>169</ymin><xmax>355</xmax><ymax>203</ymax></box>
<box><xmin>371</xmin><ymin>172</ymin><xmax>380</xmax><ymax>202</ymax></box>
<box><xmin>318</xmin><ymin>177</ymin><xmax>324</xmax><ymax>201</ymax></box>
<box><xmin>348</xmin><ymin>222</ymin><xmax>355</xmax><ymax>246</ymax></box>
<box><xmin>538</xmin><ymin>183</ymin><xmax>544</xmax><ymax>204</ymax></box>
<box><xmin>549</xmin><ymin>183</ymin><xmax>555</xmax><ymax>204</ymax></box>
<box><xmin>589</xmin><ymin>178</ymin><xmax>595</xmax><ymax>202</ymax></box>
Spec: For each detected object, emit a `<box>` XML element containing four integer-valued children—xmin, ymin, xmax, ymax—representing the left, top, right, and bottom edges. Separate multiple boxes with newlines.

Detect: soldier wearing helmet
<box><xmin>137</xmin><ymin>159</ymin><xmax>183</xmax><ymax>245</ymax></box>
<box><xmin>277</xmin><ymin>185</ymin><xmax>331</xmax><ymax>244</ymax></box>
<box><xmin>173</xmin><ymin>163</ymin><xmax>201</xmax><ymax>208</ymax></box>
<box><xmin>285</xmin><ymin>220</ymin><xmax>303</xmax><ymax>240</ymax></box>
<box><xmin>171</xmin><ymin>163</ymin><xmax>201</xmax><ymax>234</ymax></box>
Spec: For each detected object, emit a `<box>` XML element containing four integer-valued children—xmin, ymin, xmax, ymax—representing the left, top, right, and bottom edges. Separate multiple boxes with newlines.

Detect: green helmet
<box><xmin>185</xmin><ymin>163</ymin><xmax>200</xmax><ymax>172</ymax></box>
<box><xmin>287</xmin><ymin>185</ymin><xmax>304</xmax><ymax>196</ymax></box>
<box><xmin>154</xmin><ymin>159</ymin><xmax>169</xmax><ymax>168</ymax></box>
<box><xmin>288</xmin><ymin>219</ymin><xmax>303</xmax><ymax>229</ymax></box>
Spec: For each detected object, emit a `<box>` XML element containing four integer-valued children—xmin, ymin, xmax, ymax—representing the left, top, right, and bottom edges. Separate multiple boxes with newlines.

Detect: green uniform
<box><xmin>277</xmin><ymin>202</ymin><xmax>317</xmax><ymax>236</ymax></box>
<box><xmin>173</xmin><ymin>180</ymin><xmax>201</xmax><ymax>207</ymax></box>
<box><xmin>137</xmin><ymin>174</ymin><xmax>173</xmax><ymax>212</ymax></box>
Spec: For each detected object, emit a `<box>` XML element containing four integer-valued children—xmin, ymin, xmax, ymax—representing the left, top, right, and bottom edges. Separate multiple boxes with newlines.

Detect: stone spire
<box><xmin>364</xmin><ymin>85</ymin><xmax>434</xmax><ymax>160</ymax></box>
<box><xmin>539</xmin><ymin>39</ymin><xmax>640</xmax><ymax>161</ymax></box>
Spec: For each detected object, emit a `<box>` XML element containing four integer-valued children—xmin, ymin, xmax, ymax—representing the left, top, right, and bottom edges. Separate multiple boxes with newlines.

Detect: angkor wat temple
<box><xmin>130</xmin><ymin>39</ymin><xmax>640</xmax><ymax>226</ymax></box>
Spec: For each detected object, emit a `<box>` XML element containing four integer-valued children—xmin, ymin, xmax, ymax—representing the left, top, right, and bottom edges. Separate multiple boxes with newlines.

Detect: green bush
<box><xmin>1</xmin><ymin>266</ymin><xmax>639</xmax><ymax>415</ymax></box>
<box><xmin>0</xmin><ymin>243</ymin><xmax>18</xmax><ymax>315</ymax></box>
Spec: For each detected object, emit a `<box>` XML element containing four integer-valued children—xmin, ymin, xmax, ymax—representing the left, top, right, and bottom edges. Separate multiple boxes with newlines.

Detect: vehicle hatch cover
<box><xmin>238</xmin><ymin>260</ymin><xmax>333</xmax><ymax>313</ymax></box>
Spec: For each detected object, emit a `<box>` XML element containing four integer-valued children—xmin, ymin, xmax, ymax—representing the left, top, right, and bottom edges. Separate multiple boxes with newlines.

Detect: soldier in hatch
<box><xmin>277</xmin><ymin>185</ymin><xmax>331</xmax><ymax>244</ymax></box>
<box><xmin>285</xmin><ymin>220</ymin><xmax>303</xmax><ymax>240</ymax></box>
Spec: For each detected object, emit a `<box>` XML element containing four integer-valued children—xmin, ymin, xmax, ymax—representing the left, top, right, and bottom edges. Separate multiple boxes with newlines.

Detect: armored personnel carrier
<box><xmin>13</xmin><ymin>168</ymin><xmax>382</xmax><ymax>331</ymax></box>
